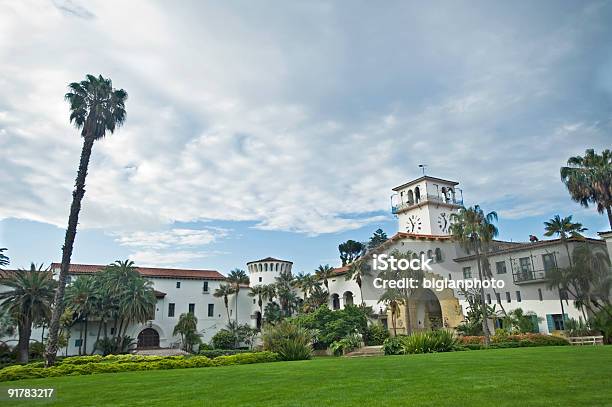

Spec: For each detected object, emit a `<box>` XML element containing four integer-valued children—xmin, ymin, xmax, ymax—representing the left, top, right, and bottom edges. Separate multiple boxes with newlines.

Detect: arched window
<box><xmin>275</xmin><ymin>263</ymin><xmax>279</xmax><ymax>271</ymax></box>
<box><xmin>407</xmin><ymin>190</ymin><xmax>414</xmax><ymax>205</ymax></box>
<box><xmin>258</xmin><ymin>264</ymin><xmax>262</xmax><ymax>272</ymax></box>
<box><xmin>435</xmin><ymin>248</ymin><xmax>443</xmax><ymax>262</ymax></box>
<box><xmin>415</xmin><ymin>187</ymin><xmax>421</xmax><ymax>203</ymax></box>
<box><xmin>331</xmin><ymin>294</ymin><xmax>340</xmax><ymax>310</ymax></box>
<box><xmin>264</xmin><ymin>263</ymin><xmax>268</xmax><ymax>271</ymax></box>
<box><xmin>343</xmin><ymin>291</ymin><xmax>354</xmax><ymax>307</ymax></box>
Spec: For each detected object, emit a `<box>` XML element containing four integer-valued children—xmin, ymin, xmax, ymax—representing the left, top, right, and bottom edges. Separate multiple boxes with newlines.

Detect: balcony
<box><xmin>512</xmin><ymin>269</ymin><xmax>549</xmax><ymax>284</ymax></box>
<box><xmin>391</xmin><ymin>194</ymin><xmax>463</xmax><ymax>214</ymax></box>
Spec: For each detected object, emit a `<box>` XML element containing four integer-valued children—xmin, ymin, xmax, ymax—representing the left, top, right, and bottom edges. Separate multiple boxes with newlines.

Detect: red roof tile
<box><xmin>49</xmin><ymin>263</ymin><xmax>226</xmax><ymax>280</ymax></box>
<box><xmin>247</xmin><ymin>257</ymin><xmax>293</xmax><ymax>265</ymax></box>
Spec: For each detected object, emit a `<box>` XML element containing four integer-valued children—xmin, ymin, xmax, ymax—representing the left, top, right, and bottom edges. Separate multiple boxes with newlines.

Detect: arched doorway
<box><xmin>343</xmin><ymin>291</ymin><xmax>354</xmax><ymax>307</ymax></box>
<box><xmin>331</xmin><ymin>294</ymin><xmax>340</xmax><ymax>310</ymax></box>
<box><xmin>414</xmin><ymin>289</ymin><xmax>443</xmax><ymax>330</ymax></box>
<box><xmin>137</xmin><ymin>328</ymin><xmax>160</xmax><ymax>348</ymax></box>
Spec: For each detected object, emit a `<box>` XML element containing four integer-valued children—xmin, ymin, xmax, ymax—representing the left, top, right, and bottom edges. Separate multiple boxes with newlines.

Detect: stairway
<box><xmin>344</xmin><ymin>345</ymin><xmax>384</xmax><ymax>357</ymax></box>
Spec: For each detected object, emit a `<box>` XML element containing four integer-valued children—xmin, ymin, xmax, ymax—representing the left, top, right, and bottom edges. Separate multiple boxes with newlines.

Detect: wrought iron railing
<box><xmin>391</xmin><ymin>194</ymin><xmax>463</xmax><ymax>214</ymax></box>
<box><xmin>512</xmin><ymin>269</ymin><xmax>548</xmax><ymax>284</ymax></box>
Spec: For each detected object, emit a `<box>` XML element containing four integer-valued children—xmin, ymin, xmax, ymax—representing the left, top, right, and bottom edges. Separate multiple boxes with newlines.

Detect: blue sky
<box><xmin>1</xmin><ymin>0</ymin><xmax>611</xmax><ymax>274</ymax></box>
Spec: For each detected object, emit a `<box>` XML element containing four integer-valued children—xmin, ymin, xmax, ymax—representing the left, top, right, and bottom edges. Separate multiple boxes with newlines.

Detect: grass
<box><xmin>1</xmin><ymin>347</ymin><xmax>611</xmax><ymax>406</ymax></box>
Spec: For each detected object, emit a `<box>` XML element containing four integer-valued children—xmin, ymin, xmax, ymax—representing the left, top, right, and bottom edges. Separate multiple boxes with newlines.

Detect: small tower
<box><xmin>246</xmin><ymin>257</ymin><xmax>293</xmax><ymax>286</ymax></box>
<box><xmin>390</xmin><ymin>176</ymin><xmax>463</xmax><ymax>236</ymax></box>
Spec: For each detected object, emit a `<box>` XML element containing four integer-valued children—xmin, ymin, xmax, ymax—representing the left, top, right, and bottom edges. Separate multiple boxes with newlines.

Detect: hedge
<box><xmin>198</xmin><ymin>349</ymin><xmax>252</xmax><ymax>358</ymax></box>
<box><xmin>0</xmin><ymin>352</ymin><xmax>280</xmax><ymax>382</ymax></box>
<box><xmin>459</xmin><ymin>334</ymin><xmax>569</xmax><ymax>347</ymax></box>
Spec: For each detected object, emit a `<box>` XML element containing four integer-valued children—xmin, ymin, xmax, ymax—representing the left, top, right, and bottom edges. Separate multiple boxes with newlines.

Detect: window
<box><xmin>505</xmin><ymin>292</ymin><xmax>511</xmax><ymax>303</ymax></box>
<box><xmin>519</xmin><ymin>257</ymin><xmax>531</xmax><ymax>272</ymax></box>
<box><xmin>202</xmin><ymin>281</ymin><xmax>209</xmax><ymax>292</ymax></box>
<box><xmin>427</xmin><ymin>250</ymin><xmax>433</xmax><ymax>261</ymax></box>
<box><xmin>253</xmin><ymin>299</ymin><xmax>256</xmax><ymax>304</ymax></box>
<box><xmin>435</xmin><ymin>248</ymin><xmax>443</xmax><ymax>262</ymax></box>
<box><xmin>462</xmin><ymin>267</ymin><xmax>472</xmax><ymax>279</ymax></box>
<box><xmin>168</xmin><ymin>303</ymin><xmax>175</xmax><ymax>317</ymax></box>
<box><xmin>188</xmin><ymin>303</ymin><xmax>195</xmax><ymax>314</ymax></box>
<box><xmin>495</xmin><ymin>293</ymin><xmax>501</xmax><ymax>304</ymax></box>
<box><xmin>75</xmin><ymin>339</ymin><xmax>82</xmax><ymax>347</ymax></box>
<box><xmin>207</xmin><ymin>304</ymin><xmax>214</xmax><ymax>317</ymax></box>
<box><xmin>258</xmin><ymin>277</ymin><xmax>262</xmax><ymax>283</ymax></box>
<box><xmin>486</xmin><ymin>294</ymin><xmax>491</xmax><ymax>304</ymax></box>
<box><xmin>176</xmin><ymin>281</ymin><xmax>181</xmax><ymax>289</ymax></box>
<box><xmin>110</xmin><ymin>327</ymin><xmax>116</xmax><ymax>335</ymax></box>
<box><xmin>516</xmin><ymin>291</ymin><xmax>522</xmax><ymax>302</ymax></box>
<box><xmin>548</xmin><ymin>314</ymin><xmax>566</xmax><ymax>331</ymax></box>
<box><xmin>538</xmin><ymin>288</ymin><xmax>543</xmax><ymax>301</ymax></box>
<box><xmin>495</xmin><ymin>261</ymin><xmax>507</xmax><ymax>274</ymax></box>
<box><xmin>542</xmin><ymin>253</ymin><xmax>556</xmax><ymax>272</ymax></box>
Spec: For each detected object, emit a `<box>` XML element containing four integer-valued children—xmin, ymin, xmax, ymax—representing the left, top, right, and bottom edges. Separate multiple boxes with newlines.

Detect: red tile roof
<box><xmin>49</xmin><ymin>263</ymin><xmax>226</xmax><ymax>280</ymax></box>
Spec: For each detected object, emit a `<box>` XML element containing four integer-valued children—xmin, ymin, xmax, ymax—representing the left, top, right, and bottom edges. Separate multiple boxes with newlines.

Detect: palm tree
<box><xmin>214</xmin><ymin>284</ymin><xmax>235</xmax><ymax>323</ymax></box>
<box><xmin>315</xmin><ymin>264</ymin><xmax>335</xmax><ymax>292</ymax></box>
<box><xmin>118</xmin><ymin>277</ymin><xmax>156</xmax><ymax>338</ymax></box>
<box><xmin>450</xmin><ymin>205</ymin><xmax>498</xmax><ymax>345</ymax></box>
<box><xmin>345</xmin><ymin>258</ymin><xmax>371</xmax><ymax>305</ymax></box>
<box><xmin>65</xmin><ymin>276</ymin><xmax>97</xmax><ymax>355</ymax></box>
<box><xmin>227</xmin><ymin>269</ymin><xmax>249</xmax><ymax>323</ymax></box>
<box><xmin>0</xmin><ymin>248</ymin><xmax>9</xmax><ymax>268</ymax></box>
<box><xmin>544</xmin><ymin>215</ymin><xmax>587</xmax><ymax>268</ymax></box>
<box><xmin>561</xmin><ymin>149</ymin><xmax>612</xmax><ymax>228</ymax></box>
<box><xmin>0</xmin><ymin>264</ymin><xmax>56</xmax><ymax>363</ymax></box>
<box><xmin>173</xmin><ymin>313</ymin><xmax>200</xmax><ymax>352</ymax></box>
<box><xmin>378</xmin><ymin>288</ymin><xmax>401</xmax><ymax>336</ymax></box>
<box><xmin>300</xmin><ymin>274</ymin><xmax>320</xmax><ymax>300</ymax></box>
<box><xmin>248</xmin><ymin>285</ymin><xmax>265</xmax><ymax>315</ymax></box>
<box><xmin>261</xmin><ymin>284</ymin><xmax>277</xmax><ymax>303</ymax></box>
<box><xmin>274</xmin><ymin>270</ymin><xmax>297</xmax><ymax>317</ymax></box>
<box><xmin>46</xmin><ymin>75</ymin><xmax>128</xmax><ymax>366</ymax></box>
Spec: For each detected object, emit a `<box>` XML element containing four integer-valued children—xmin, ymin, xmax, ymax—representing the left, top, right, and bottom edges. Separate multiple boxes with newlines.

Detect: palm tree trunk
<box><xmin>78</xmin><ymin>322</ymin><xmax>83</xmax><ymax>355</ymax></box>
<box><xmin>92</xmin><ymin>319</ymin><xmax>104</xmax><ymax>355</ymax></box>
<box><xmin>475</xmin><ymin>245</ymin><xmax>491</xmax><ymax>345</ymax></box>
<box><xmin>45</xmin><ymin>135</ymin><xmax>96</xmax><ymax>367</ymax></box>
<box><xmin>83</xmin><ymin>316</ymin><xmax>88</xmax><ymax>355</ymax></box>
<box><xmin>17</xmin><ymin>320</ymin><xmax>32</xmax><ymax>364</ymax></box>
<box><xmin>235</xmin><ymin>288</ymin><xmax>239</xmax><ymax>323</ymax></box>
<box><xmin>607</xmin><ymin>206</ymin><xmax>612</xmax><ymax>229</ymax></box>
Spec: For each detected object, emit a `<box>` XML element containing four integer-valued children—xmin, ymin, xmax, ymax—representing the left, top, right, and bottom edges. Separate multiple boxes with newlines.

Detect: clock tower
<box><xmin>390</xmin><ymin>176</ymin><xmax>463</xmax><ymax>236</ymax></box>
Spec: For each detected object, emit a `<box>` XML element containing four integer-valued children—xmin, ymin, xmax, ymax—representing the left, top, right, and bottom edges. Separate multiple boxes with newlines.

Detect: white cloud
<box><xmin>1</xmin><ymin>0</ymin><xmax>611</xmax><ymax>246</ymax></box>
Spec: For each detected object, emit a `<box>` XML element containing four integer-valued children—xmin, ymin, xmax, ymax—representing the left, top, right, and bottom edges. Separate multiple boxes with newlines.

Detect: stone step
<box><xmin>344</xmin><ymin>345</ymin><xmax>384</xmax><ymax>357</ymax></box>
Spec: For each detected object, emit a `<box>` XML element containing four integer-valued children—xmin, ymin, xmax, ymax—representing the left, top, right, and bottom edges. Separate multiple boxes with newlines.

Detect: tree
<box><xmin>0</xmin><ymin>264</ymin><xmax>56</xmax><ymax>363</ymax></box>
<box><xmin>46</xmin><ymin>75</ymin><xmax>128</xmax><ymax>367</ymax></box>
<box><xmin>214</xmin><ymin>284</ymin><xmax>235</xmax><ymax>323</ymax></box>
<box><xmin>274</xmin><ymin>270</ymin><xmax>298</xmax><ymax>318</ymax></box>
<box><xmin>227</xmin><ymin>269</ymin><xmax>249</xmax><ymax>324</ymax></box>
<box><xmin>378</xmin><ymin>288</ymin><xmax>401</xmax><ymax>336</ymax></box>
<box><xmin>65</xmin><ymin>276</ymin><xmax>97</xmax><ymax>355</ymax></box>
<box><xmin>368</xmin><ymin>229</ymin><xmax>388</xmax><ymax>249</ymax></box>
<box><xmin>248</xmin><ymin>285</ymin><xmax>265</xmax><ymax>316</ymax></box>
<box><xmin>561</xmin><ymin>149</ymin><xmax>612</xmax><ymax>228</ymax></box>
<box><xmin>0</xmin><ymin>248</ymin><xmax>9</xmax><ymax>268</ymax></box>
<box><xmin>450</xmin><ymin>205</ymin><xmax>498</xmax><ymax>345</ymax></box>
<box><xmin>303</xmin><ymin>285</ymin><xmax>329</xmax><ymax>313</ymax></box>
<box><xmin>544</xmin><ymin>215</ymin><xmax>587</xmax><ymax>268</ymax></box>
<box><xmin>345</xmin><ymin>257</ymin><xmax>371</xmax><ymax>305</ymax></box>
<box><xmin>315</xmin><ymin>264</ymin><xmax>335</xmax><ymax>292</ymax></box>
<box><xmin>338</xmin><ymin>240</ymin><xmax>365</xmax><ymax>266</ymax></box>
<box><xmin>300</xmin><ymin>274</ymin><xmax>321</xmax><ymax>300</ymax></box>
<box><xmin>173</xmin><ymin>313</ymin><xmax>200</xmax><ymax>353</ymax></box>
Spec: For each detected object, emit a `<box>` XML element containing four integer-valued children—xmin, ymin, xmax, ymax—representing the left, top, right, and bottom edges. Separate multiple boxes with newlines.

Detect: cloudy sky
<box><xmin>1</xmin><ymin>0</ymin><xmax>611</xmax><ymax>274</ymax></box>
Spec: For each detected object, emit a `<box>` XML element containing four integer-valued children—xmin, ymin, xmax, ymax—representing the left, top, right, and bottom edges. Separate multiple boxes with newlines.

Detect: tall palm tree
<box><xmin>65</xmin><ymin>276</ymin><xmax>97</xmax><ymax>355</ymax></box>
<box><xmin>274</xmin><ymin>270</ymin><xmax>296</xmax><ymax>317</ymax></box>
<box><xmin>345</xmin><ymin>257</ymin><xmax>371</xmax><ymax>305</ymax></box>
<box><xmin>214</xmin><ymin>284</ymin><xmax>235</xmax><ymax>323</ymax></box>
<box><xmin>315</xmin><ymin>264</ymin><xmax>335</xmax><ymax>292</ymax></box>
<box><xmin>261</xmin><ymin>284</ymin><xmax>276</xmax><ymax>303</ymax></box>
<box><xmin>561</xmin><ymin>149</ymin><xmax>612</xmax><ymax>228</ymax></box>
<box><xmin>300</xmin><ymin>274</ymin><xmax>320</xmax><ymax>300</ymax></box>
<box><xmin>118</xmin><ymin>276</ymin><xmax>156</xmax><ymax>338</ymax></box>
<box><xmin>227</xmin><ymin>269</ymin><xmax>249</xmax><ymax>323</ymax></box>
<box><xmin>46</xmin><ymin>75</ymin><xmax>128</xmax><ymax>366</ymax></box>
<box><xmin>0</xmin><ymin>264</ymin><xmax>56</xmax><ymax>363</ymax></box>
<box><xmin>450</xmin><ymin>205</ymin><xmax>498</xmax><ymax>345</ymax></box>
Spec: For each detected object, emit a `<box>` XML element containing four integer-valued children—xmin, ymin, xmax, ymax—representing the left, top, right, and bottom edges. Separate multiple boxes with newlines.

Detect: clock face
<box><xmin>438</xmin><ymin>212</ymin><xmax>449</xmax><ymax>233</ymax></box>
<box><xmin>406</xmin><ymin>214</ymin><xmax>422</xmax><ymax>233</ymax></box>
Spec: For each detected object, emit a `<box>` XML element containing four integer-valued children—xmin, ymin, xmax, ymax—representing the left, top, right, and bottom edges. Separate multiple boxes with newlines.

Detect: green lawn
<box><xmin>2</xmin><ymin>347</ymin><xmax>611</xmax><ymax>406</ymax></box>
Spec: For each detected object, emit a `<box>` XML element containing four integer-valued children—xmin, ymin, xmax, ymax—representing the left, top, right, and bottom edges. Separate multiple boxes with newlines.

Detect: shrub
<box><xmin>198</xmin><ymin>349</ymin><xmax>251</xmax><ymax>358</ymax></box>
<box><xmin>489</xmin><ymin>342</ymin><xmax>520</xmax><ymax>349</ymax></box>
<box><xmin>29</xmin><ymin>342</ymin><xmax>45</xmax><ymax>359</ymax></box>
<box><xmin>330</xmin><ymin>333</ymin><xmax>361</xmax><ymax>356</ymax></box>
<box><xmin>212</xmin><ymin>329</ymin><xmax>237</xmax><ymax>350</ymax></box>
<box><xmin>0</xmin><ymin>352</ymin><xmax>280</xmax><ymax>382</ymax></box>
<box><xmin>289</xmin><ymin>305</ymin><xmax>368</xmax><ymax>348</ymax></box>
<box><xmin>363</xmin><ymin>324</ymin><xmax>389</xmax><ymax>346</ymax></box>
<box><xmin>262</xmin><ymin>321</ymin><xmax>313</xmax><ymax>361</ymax></box>
<box><xmin>399</xmin><ymin>330</ymin><xmax>459</xmax><ymax>354</ymax></box>
<box><xmin>459</xmin><ymin>336</ymin><xmax>485</xmax><ymax>345</ymax></box>
<box><xmin>382</xmin><ymin>336</ymin><xmax>404</xmax><ymax>355</ymax></box>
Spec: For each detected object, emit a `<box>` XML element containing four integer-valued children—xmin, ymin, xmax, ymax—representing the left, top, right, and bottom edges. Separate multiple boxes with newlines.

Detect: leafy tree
<box><xmin>315</xmin><ymin>264</ymin><xmax>335</xmax><ymax>292</ymax></box>
<box><xmin>47</xmin><ymin>75</ymin><xmax>128</xmax><ymax>367</ymax></box>
<box><xmin>65</xmin><ymin>276</ymin><xmax>97</xmax><ymax>355</ymax></box>
<box><xmin>173</xmin><ymin>313</ymin><xmax>200</xmax><ymax>353</ymax></box>
<box><xmin>214</xmin><ymin>284</ymin><xmax>235</xmax><ymax>323</ymax></box>
<box><xmin>227</xmin><ymin>269</ymin><xmax>249</xmax><ymax>323</ymax></box>
<box><xmin>368</xmin><ymin>229</ymin><xmax>388</xmax><ymax>249</ymax></box>
<box><xmin>450</xmin><ymin>205</ymin><xmax>498</xmax><ymax>345</ymax></box>
<box><xmin>302</xmin><ymin>285</ymin><xmax>329</xmax><ymax>313</ymax></box>
<box><xmin>502</xmin><ymin>308</ymin><xmax>540</xmax><ymax>334</ymax></box>
<box><xmin>561</xmin><ymin>149</ymin><xmax>612</xmax><ymax>228</ymax></box>
<box><xmin>0</xmin><ymin>264</ymin><xmax>56</xmax><ymax>363</ymax></box>
<box><xmin>338</xmin><ymin>240</ymin><xmax>365</xmax><ymax>266</ymax></box>
<box><xmin>345</xmin><ymin>257</ymin><xmax>371</xmax><ymax>305</ymax></box>
<box><xmin>263</xmin><ymin>302</ymin><xmax>282</xmax><ymax>325</ymax></box>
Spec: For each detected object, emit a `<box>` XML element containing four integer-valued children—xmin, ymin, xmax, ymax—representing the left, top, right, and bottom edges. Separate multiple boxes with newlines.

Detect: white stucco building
<box><xmin>1</xmin><ymin>175</ymin><xmax>611</xmax><ymax>355</ymax></box>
